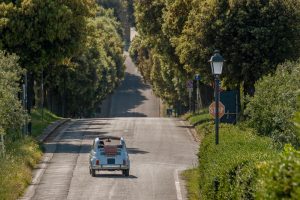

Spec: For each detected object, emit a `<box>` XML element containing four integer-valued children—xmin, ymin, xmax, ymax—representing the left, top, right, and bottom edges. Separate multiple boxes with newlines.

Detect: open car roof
<box><xmin>97</xmin><ymin>136</ymin><xmax>122</xmax><ymax>141</ymax></box>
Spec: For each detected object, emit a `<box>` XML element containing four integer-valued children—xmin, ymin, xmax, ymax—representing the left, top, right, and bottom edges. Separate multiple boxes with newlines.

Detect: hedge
<box><xmin>198</xmin><ymin>124</ymin><xmax>277</xmax><ymax>199</ymax></box>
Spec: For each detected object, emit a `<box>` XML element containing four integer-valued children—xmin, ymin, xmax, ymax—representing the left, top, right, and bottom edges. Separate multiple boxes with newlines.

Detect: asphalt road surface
<box><xmin>21</xmin><ymin>54</ymin><xmax>198</xmax><ymax>200</ymax></box>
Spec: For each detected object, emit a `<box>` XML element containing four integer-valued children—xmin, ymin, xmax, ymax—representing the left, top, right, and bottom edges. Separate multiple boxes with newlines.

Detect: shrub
<box><xmin>0</xmin><ymin>51</ymin><xmax>26</xmax><ymax>138</ymax></box>
<box><xmin>198</xmin><ymin>124</ymin><xmax>277</xmax><ymax>199</ymax></box>
<box><xmin>256</xmin><ymin>144</ymin><xmax>300</xmax><ymax>199</ymax></box>
<box><xmin>245</xmin><ymin>60</ymin><xmax>300</xmax><ymax>145</ymax></box>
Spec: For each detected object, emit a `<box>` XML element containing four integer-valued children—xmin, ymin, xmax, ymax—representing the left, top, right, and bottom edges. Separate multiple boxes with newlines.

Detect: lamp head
<box><xmin>209</xmin><ymin>50</ymin><xmax>224</xmax><ymax>75</ymax></box>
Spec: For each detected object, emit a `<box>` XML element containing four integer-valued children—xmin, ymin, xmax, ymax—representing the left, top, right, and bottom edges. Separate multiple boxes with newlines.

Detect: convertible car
<box><xmin>89</xmin><ymin>136</ymin><xmax>130</xmax><ymax>177</ymax></box>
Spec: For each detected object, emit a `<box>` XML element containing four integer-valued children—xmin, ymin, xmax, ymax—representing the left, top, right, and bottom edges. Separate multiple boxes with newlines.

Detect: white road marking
<box><xmin>174</xmin><ymin>169</ymin><xmax>183</xmax><ymax>200</ymax></box>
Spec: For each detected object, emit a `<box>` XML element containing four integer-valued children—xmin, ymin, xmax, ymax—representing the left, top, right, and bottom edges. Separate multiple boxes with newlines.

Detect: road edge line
<box><xmin>174</xmin><ymin>169</ymin><xmax>183</xmax><ymax>200</ymax></box>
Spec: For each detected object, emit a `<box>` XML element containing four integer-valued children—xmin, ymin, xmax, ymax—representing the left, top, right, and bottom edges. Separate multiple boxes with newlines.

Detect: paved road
<box><xmin>22</xmin><ymin>54</ymin><xmax>198</xmax><ymax>200</ymax></box>
<box><xmin>100</xmin><ymin>52</ymin><xmax>160</xmax><ymax>118</ymax></box>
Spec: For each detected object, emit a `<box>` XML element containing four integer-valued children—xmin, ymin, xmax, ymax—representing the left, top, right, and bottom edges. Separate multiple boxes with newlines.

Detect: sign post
<box><xmin>187</xmin><ymin>80</ymin><xmax>193</xmax><ymax>112</ymax></box>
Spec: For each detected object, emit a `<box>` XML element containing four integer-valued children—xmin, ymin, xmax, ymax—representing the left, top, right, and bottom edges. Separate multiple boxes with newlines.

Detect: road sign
<box><xmin>195</xmin><ymin>74</ymin><xmax>201</xmax><ymax>81</ymax></box>
<box><xmin>209</xmin><ymin>101</ymin><xmax>225</xmax><ymax>118</ymax></box>
<box><xmin>186</xmin><ymin>80</ymin><xmax>193</xmax><ymax>89</ymax></box>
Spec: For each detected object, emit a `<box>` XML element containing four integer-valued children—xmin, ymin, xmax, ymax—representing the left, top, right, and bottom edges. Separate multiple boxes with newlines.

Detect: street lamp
<box><xmin>209</xmin><ymin>50</ymin><xmax>224</xmax><ymax>145</ymax></box>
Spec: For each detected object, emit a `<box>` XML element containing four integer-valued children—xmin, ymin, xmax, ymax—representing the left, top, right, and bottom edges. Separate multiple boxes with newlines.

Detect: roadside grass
<box><xmin>31</xmin><ymin>108</ymin><xmax>61</xmax><ymax>137</ymax></box>
<box><xmin>182</xmin><ymin>112</ymin><xmax>193</xmax><ymax>120</ymax></box>
<box><xmin>182</xmin><ymin>168</ymin><xmax>200</xmax><ymax>200</ymax></box>
<box><xmin>0</xmin><ymin>109</ymin><xmax>61</xmax><ymax>200</ymax></box>
<box><xmin>0</xmin><ymin>137</ymin><xmax>42</xmax><ymax>200</ymax></box>
<box><xmin>188</xmin><ymin>113</ymin><xmax>211</xmax><ymax>126</ymax></box>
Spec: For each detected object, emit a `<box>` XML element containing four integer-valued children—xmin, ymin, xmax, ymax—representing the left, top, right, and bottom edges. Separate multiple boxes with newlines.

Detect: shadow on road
<box><xmin>101</xmin><ymin>72</ymin><xmax>153</xmax><ymax>118</ymax></box>
<box><xmin>94</xmin><ymin>174</ymin><xmax>138</xmax><ymax>179</ymax></box>
<box><xmin>42</xmin><ymin>143</ymin><xmax>92</xmax><ymax>154</ymax></box>
<box><xmin>127</xmin><ymin>148</ymin><xmax>149</xmax><ymax>154</ymax></box>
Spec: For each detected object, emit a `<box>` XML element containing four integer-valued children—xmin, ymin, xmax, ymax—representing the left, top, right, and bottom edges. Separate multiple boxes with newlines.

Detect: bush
<box><xmin>198</xmin><ymin>124</ymin><xmax>277</xmax><ymax>199</ymax></box>
<box><xmin>245</xmin><ymin>60</ymin><xmax>300</xmax><ymax>145</ymax></box>
<box><xmin>0</xmin><ymin>51</ymin><xmax>26</xmax><ymax>138</ymax></box>
<box><xmin>256</xmin><ymin>144</ymin><xmax>300</xmax><ymax>199</ymax></box>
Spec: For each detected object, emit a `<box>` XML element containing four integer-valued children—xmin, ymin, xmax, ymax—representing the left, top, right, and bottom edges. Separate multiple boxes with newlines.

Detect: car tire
<box><xmin>91</xmin><ymin>169</ymin><xmax>96</xmax><ymax>177</ymax></box>
<box><xmin>123</xmin><ymin>169</ymin><xmax>129</xmax><ymax>177</ymax></box>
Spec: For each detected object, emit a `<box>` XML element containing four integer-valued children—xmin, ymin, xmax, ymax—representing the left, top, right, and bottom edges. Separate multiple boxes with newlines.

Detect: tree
<box><xmin>0</xmin><ymin>0</ymin><xmax>95</xmax><ymax>71</ymax></box>
<box><xmin>175</xmin><ymin>0</ymin><xmax>300</xmax><ymax>95</ymax></box>
<box><xmin>133</xmin><ymin>0</ymin><xmax>190</xmax><ymax>109</ymax></box>
<box><xmin>0</xmin><ymin>51</ymin><xmax>26</xmax><ymax>137</ymax></box>
<box><xmin>0</xmin><ymin>0</ymin><xmax>96</xmax><ymax>120</ymax></box>
<box><xmin>96</xmin><ymin>0</ymin><xmax>132</xmax><ymax>48</ymax></box>
<box><xmin>45</xmin><ymin>9</ymin><xmax>125</xmax><ymax>117</ymax></box>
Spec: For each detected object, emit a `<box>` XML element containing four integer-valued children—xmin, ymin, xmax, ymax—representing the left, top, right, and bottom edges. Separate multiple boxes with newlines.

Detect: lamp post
<box><xmin>209</xmin><ymin>50</ymin><xmax>224</xmax><ymax>145</ymax></box>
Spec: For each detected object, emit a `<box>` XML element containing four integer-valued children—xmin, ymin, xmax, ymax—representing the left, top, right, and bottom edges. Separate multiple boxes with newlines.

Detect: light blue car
<box><xmin>89</xmin><ymin>136</ymin><xmax>130</xmax><ymax>177</ymax></box>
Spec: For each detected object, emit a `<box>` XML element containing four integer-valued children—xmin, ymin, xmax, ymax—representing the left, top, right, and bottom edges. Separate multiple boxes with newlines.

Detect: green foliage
<box><xmin>188</xmin><ymin>111</ymin><xmax>211</xmax><ymax>126</ymax></box>
<box><xmin>198</xmin><ymin>124</ymin><xmax>277</xmax><ymax>199</ymax></box>
<box><xmin>182</xmin><ymin>168</ymin><xmax>200</xmax><ymax>200</ymax></box>
<box><xmin>96</xmin><ymin>0</ymin><xmax>133</xmax><ymax>46</ymax></box>
<box><xmin>0</xmin><ymin>0</ymin><xmax>116</xmax><ymax>118</ymax></box>
<box><xmin>294</xmin><ymin>96</ymin><xmax>300</xmax><ymax>136</ymax></box>
<box><xmin>31</xmin><ymin>109</ymin><xmax>61</xmax><ymax>138</ymax></box>
<box><xmin>256</xmin><ymin>144</ymin><xmax>300</xmax><ymax>199</ymax></box>
<box><xmin>132</xmin><ymin>0</ymin><xmax>191</xmax><ymax>108</ymax></box>
<box><xmin>245</xmin><ymin>60</ymin><xmax>300</xmax><ymax>145</ymax></box>
<box><xmin>0</xmin><ymin>137</ymin><xmax>42</xmax><ymax>200</ymax></box>
<box><xmin>175</xmin><ymin>0</ymin><xmax>300</xmax><ymax>94</ymax></box>
<box><xmin>181</xmin><ymin>112</ymin><xmax>193</xmax><ymax>120</ymax></box>
<box><xmin>0</xmin><ymin>0</ymin><xmax>96</xmax><ymax>71</ymax></box>
<box><xmin>133</xmin><ymin>0</ymin><xmax>300</xmax><ymax>108</ymax></box>
<box><xmin>0</xmin><ymin>51</ymin><xmax>26</xmax><ymax>136</ymax></box>
<box><xmin>44</xmin><ymin>8</ymin><xmax>125</xmax><ymax>117</ymax></box>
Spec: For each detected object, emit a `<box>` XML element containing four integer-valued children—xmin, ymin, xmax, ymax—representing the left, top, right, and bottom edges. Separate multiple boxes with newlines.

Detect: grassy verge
<box><xmin>0</xmin><ymin>109</ymin><xmax>61</xmax><ymax>200</ymax></box>
<box><xmin>0</xmin><ymin>137</ymin><xmax>42</xmax><ymax>200</ymax></box>
<box><xmin>31</xmin><ymin>109</ymin><xmax>61</xmax><ymax>137</ymax></box>
<box><xmin>182</xmin><ymin>168</ymin><xmax>200</xmax><ymax>200</ymax></box>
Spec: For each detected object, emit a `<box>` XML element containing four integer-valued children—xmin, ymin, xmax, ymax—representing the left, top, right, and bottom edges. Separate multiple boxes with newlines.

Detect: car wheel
<box><xmin>123</xmin><ymin>169</ymin><xmax>129</xmax><ymax>177</ymax></box>
<box><xmin>91</xmin><ymin>169</ymin><xmax>96</xmax><ymax>177</ymax></box>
